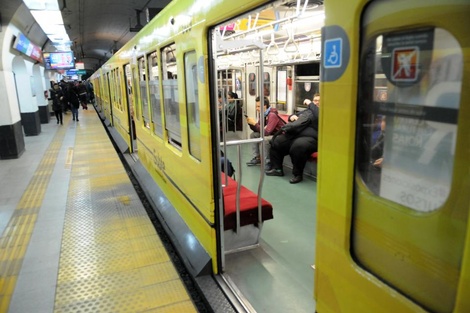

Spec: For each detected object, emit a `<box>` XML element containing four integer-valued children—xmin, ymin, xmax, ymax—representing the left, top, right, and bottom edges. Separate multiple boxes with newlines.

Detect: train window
<box><xmin>184</xmin><ymin>51</ymin><xmax>201</xmax><ymax>160</ymax></box>
<box><xmin>248</xmin><ymin>73</ymin><xmax>256</xmax><ymax>96</ymax></box>
<box><xmin>132</xmin><ymin>66</ymin><xmax>141</xmax><ymax>122</ymax></box>
<box><xmin>263</xmin><ymin>72</ymin><xmax>270</xmax><ymax>97</ymax></box>
<box><xmin>138</xmin><ymin>57</ymin><xmax>150</xmax><ymax>128</ymax></box>
<box><xmin>161</xmin><ymin>43</ymin><xmax>181</xmax><ymax>148</ymax></box>
<box><xmin>114</xmin><ymin>69</ymin><xmax>123</xmax><ymax>111</ymax></box>
<box><xmin>356</xmin><ymin>28</ymin><xmax>461</xmax><ymax>212</ymax></box>
<box><xmin>353</xmin><ymin>1</ymin><xmax>465</xmax><ymax>311</ymax></box>
<box><xmin>148</xmin><ymin>52</ymin><xmax>163</xmax><ymax>137</ymax></box>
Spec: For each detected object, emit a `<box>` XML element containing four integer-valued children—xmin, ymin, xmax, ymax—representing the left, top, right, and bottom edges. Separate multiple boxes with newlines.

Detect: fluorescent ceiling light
<box><xmin>23</xmin><ymin>0</ymin><xmax>59</xmax><ymax>10</ymax></box>
<box><xmin>30</xmin><ymin>10</ymin><xmax>63</xmax><ymax>25</ymax></box>
<box><xmin>41</xmin><ymin>24</ymin><xmax>67</xmax><ymax>35</ymax></box>
<box><xmin>29</xmin><ymin>6</ymin><xmax>70</xmax><ymax>44</ymax></box>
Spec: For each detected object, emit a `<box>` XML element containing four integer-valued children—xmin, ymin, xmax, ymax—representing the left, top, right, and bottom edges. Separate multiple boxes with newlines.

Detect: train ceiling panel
<box><xmin>216</xmin><ymin>0</ymin><xmax>324</xmax><ymax>67</ymax></box>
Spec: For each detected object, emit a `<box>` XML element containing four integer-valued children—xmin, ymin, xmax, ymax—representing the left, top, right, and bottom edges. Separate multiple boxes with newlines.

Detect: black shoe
<box><xmin>60</xmin><ymin>121</ymin><xmax>63</xmax><ymax>125</ymax></box>
<box><xmin>73</xmin><ymin>118</ymin><xmax>75</xmax><ymax>121</ymax></box>
<box><xmin>57</xmin><ymin>120</ymin><xmax>59</xmax><ymax>124</ymax></box>
<box><xmin>76</xmin><ymin>119</ymin><xmax>79</xmax><ymax>121</ymax></box>
<box><xmin>289</xmin><ymin>175</ymin><xmax>303</xmax><ymax>184</ymax></box>
<box><xmin>264</xmin><ymin>162</ymin><xmax>272</xmax><ymax>171</ymax></box>
<box><xmin>246</xmin><ymin>157</ymin><xmax>261</xmax><ymax>166</ymax></box>
<box><xmin>265</xmin><ymin>169</ymin><xmax>284</xmax><ymax>176</ymax></box>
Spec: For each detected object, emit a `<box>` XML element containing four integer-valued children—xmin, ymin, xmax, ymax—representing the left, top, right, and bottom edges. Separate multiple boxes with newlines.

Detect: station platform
<box><xmin>0</xmin><ymin>108</ymin><xmax>210</xmax><ymax>312</ymax></box>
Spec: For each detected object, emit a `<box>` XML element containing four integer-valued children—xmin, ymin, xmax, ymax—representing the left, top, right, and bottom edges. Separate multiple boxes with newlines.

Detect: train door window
<box><xmin>184</xmin><ymin>50</ymin><xmax>201</xmax><ymax>160</ymax></box>
<box><xmin>125</xmin><ymin>64</ymin><xmax>134</xmax><ymax>118</ymax></box>
<box><xmin>161</xmin><ymin>43</ymin><xmax>181</xmax><ymax>148</ymax></box>
<box><xmin>114</xmin><ymin>68</ymin><xmax>123</xmax><ymax>111</ymax></box>
<box><xmin>138</xmin><ymin>57</ymin><xmax>150</xmax><ymax>128</ymax></box>
<box><xmin>148</xmin><ymin>51</ymin><xmax>163</xmax><ymax>137</ymax></box>
<box><xmin>112</xmin><ymin>69</ymin><xmax>118</xmax><ymax>110</ymax></box>
<box><xmin>353</xmin><ymin>1</ymin><xmax>466</xmax><ymax>312</ymax></box>
<box><xmin>132</xmin><ymin>66</ymin><xmax>141</xmax><ymax>122</ymax></box>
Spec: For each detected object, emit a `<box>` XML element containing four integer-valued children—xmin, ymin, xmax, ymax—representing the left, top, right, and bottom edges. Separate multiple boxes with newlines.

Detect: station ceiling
<box><xmin>2</xmin><ymin>0</ymin><xmax>171</xmax><ymax>70</ymax></box>
<box><xmin>61</xmin><ymin>0</ymin><xmax>171</xmax><ymax>68</ymax></box>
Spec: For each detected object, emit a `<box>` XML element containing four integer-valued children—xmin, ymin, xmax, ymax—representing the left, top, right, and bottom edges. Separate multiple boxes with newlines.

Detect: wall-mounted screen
<box><xmin>43</xmin><ymin>51</ymin><xmax>75</xmax><ymax>70</ymax></box>
<box><xmin>12</xmin><ymin>33</ymin><xmax>43</xmax><ymax>63</ymax></box>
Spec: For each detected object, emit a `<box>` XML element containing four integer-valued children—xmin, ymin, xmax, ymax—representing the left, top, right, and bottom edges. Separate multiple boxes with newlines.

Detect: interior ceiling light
<box><xmin>24</xmin><ymin>0</ymin><xmax>71</xmax><ymax>48</ymax></box>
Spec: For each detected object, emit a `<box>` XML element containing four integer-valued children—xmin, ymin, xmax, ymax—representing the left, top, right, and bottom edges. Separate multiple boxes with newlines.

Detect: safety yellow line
<box><xmin>0</xmin><ymin>120</ymin><xmax>69</xmax><ymax>313</ymax></box>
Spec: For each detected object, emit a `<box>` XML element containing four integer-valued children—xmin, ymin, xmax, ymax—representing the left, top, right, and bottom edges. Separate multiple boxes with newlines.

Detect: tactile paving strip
<box><xmin>54</xmin><ymin>113</ymin><xmax>197</xmax><ymax>313</ymax></box>
<box><xmin>0</xmin><ymin>118</ymin><xmax>69</xmax><ymax>313</ymax></box>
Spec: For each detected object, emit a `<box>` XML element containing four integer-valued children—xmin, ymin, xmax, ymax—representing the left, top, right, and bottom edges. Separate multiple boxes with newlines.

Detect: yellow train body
<box><xmin>90</xmin><ymin>0</ymin><xmax>470</xmax><ymax>311</ymax></box>
<box><xmin>317</xmin><ymin>0</ymin><xmax>470</xmax><ymax>312</ymax></box>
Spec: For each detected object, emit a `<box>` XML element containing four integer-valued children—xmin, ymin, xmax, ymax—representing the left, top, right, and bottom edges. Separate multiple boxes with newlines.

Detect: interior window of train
<box><xmin>138</xmin><ymin>57</ymin><xmax>150</xmax><ymax>128</ymax></box>
<box><xmin>263</xmin><ymin>72</ymin><xmax>270</xmax><ymax>96</ymax></box>
<box><xmin>276</xmin><ymin>67</ymin><xmax>288</xmax><ymax>111</ymax></box>
<box><xmin>248</xmin><ymin>73</ymin><xmax>256</xmax><ymax>96</ymax></box>
<box><xmin>218</xmin><ymin>69</ymin><xmax>244</xmax><ymax>132</ymax></box>
<box><xmin>161</xmin><ymin>43</ymin><xmax>182</xmax><ymax>148</ymax></box>
<box><xmin>147</xmin><ymin>51</ymin><xmax>163</xmax><ymax>137</ymax></box>
<box><xmin>184</xmin><ymin>51</ymin><xmax>201</xmax><ymax>160</ymax></box>
<box><xmin>356</xmin><ymin>28</ymin><xmax>462</xmax><ymax>212</ymax></box>
<box><xmin>294</xmin><ymin>62</ymin><xmax>320</xmax><ymax>112</ymax></box>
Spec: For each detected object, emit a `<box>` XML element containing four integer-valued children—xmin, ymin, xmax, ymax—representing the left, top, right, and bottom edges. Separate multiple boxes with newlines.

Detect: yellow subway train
<box><xmin>90</xmin><ymin>0</ymin><xmax>470</xmax><ymax>312</ymax></box>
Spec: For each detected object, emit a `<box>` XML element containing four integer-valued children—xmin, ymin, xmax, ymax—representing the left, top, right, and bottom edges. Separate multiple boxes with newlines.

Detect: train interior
<box><xmin>210</xmin><ymin>1</ymin><xmax>324</xmax><ymax>311</ymax></box>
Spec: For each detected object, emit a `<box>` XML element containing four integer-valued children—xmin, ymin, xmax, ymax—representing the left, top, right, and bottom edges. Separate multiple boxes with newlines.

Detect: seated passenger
<box><xmin>266</xmin><ymin>93</ymin><xmax>320</xmax><ymax>184</ymax></box>
<box><xmin>368</xmin><ymin>116</ymin><xmax>386</xmax><ymax>193</ymax></box>
<box><xmin>246</xmin><ymin>96</ymin><xmax>285</xmax><ymax>169</ymax></box>
<box><xmin>226</xmin><ymin>91</ymin><xmax>240</xmax><ymax>131</ymax></box>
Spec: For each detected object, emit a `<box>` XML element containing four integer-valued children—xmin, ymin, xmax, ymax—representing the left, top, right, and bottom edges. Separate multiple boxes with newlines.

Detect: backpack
<box><xmin>220</xmin><ymin>156</ymin><xmax>235</xmax><ymax>178</ymax></box>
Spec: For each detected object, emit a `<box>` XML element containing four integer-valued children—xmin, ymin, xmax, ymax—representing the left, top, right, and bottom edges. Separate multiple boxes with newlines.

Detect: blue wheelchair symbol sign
<box><xmin>324</xmin><ymin>38</ymin><xmax>342</xmax><ymax>68</ymax></box>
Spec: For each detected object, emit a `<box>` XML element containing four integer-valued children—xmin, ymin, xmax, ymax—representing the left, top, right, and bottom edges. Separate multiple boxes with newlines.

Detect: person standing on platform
<box><xmin>50</xmin><ymin>83</ymin><xmax>64</xmax><ymax>125</ymax></box>
<box><xmin>77</xmin><ymin>81</ymin><xmax>88</xmax><ymax>110</ymax></box>
<box><xmin>65</xmin><ymin>82</ymin><xmax>81</xmax><ymax>121</ymax></box>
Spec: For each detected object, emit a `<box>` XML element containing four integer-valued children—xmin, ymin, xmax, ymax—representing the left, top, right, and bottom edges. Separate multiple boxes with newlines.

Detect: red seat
<box><xmin>222</xmin><ymin>175</ymin><xmax>273</xmax><ymax>231</ymax></box>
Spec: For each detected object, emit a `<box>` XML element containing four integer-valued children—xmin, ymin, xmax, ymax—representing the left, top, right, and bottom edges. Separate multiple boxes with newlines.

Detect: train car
<box><xmin>90</xmin><ymin>0</ymin><xmax>323</xmax><ymax>311</ymax></box>
<box><xmin>315</xmin><ymin>0</ymin><xmax>470</xmax><ymax>312</ymax></box>
<box><xmin>90</xmin><ymin>0</ymin><xmax>470</xmax><ymax>311</ymax></box>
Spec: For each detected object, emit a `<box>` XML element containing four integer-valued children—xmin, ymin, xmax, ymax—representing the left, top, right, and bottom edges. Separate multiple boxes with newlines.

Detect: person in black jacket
<box><xmin>65</xmin><ymin>82</ymin><xmax>81</xmax><ymax>121</ymax></box>
<box><xmin>50</xmin><ymin>83</ymin><xmax>64</xmax><ymax>125</ymax></box>
<box><xmin>266</xmin><ymin>93</ymin><xmax>320</xmax><ymax>184</ymax></box>
<box><xmin>77</xmin><ymin>81</ymin><xmax>88</xmax><ymax>110</ymax></box>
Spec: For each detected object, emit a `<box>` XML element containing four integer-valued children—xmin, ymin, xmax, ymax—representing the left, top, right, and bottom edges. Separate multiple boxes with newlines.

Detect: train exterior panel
<box><xmin>89</xmin><ymin>0</ymin><xmax>470</xmax><ymax>311</ymax></box>
<box><xmin>91</xmin><ymin>0</ymin><xmax>275</xmax><ymax>274</ymax></box>
<box><xmin>316</xmin><ymin>0</ymin><xmax>470</xmax><ymax>312</ymax></box>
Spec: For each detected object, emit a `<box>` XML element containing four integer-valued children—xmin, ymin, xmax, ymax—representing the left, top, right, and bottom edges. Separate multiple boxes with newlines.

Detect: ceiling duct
<box><xmin>146</xmin><ymin>8</ymin><xmax>163</xmax><ymax>23</ymax></box>
<box><xmin>61</xmin><ymin>0</ymin><xmax>73</xmax><ymax>16</ymax></box>
<box><xmin>130</xmin><ymin>9</ymin><xmax>143</xmax><ymax>32</ymax></box>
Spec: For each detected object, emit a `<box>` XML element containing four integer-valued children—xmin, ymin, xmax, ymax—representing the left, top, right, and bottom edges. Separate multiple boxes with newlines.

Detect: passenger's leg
<box><xmin>251</xmin><ymin>132</ymin><xmax>261</xmax><ymax>156</ymax></box>
<box><xmin>289</xmin><ymin>137</ymin><xmax>317</xmax><ymax>182</ymax></box>
<box><xmin>247</xmin><ymin>132</ymin><xmax>261</xmax><ymax>166</ymax></box>
<box><xmin>263</xmin><ymin>135</ymin><xmax>273</xmax><ymax>170</ymax></box>
<box><xmin>266</xmin><ymin>134</ymin><xmax>291</xmax><ymax>176</ymax></box>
